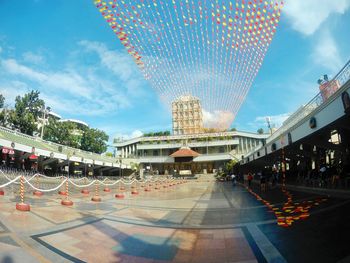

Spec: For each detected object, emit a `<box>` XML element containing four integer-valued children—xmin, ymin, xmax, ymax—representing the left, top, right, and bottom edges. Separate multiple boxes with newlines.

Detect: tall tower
<box><xmin>172</xmin><ymin>95</ymin><xmax>203</xmax><ymax>135</ymax></box>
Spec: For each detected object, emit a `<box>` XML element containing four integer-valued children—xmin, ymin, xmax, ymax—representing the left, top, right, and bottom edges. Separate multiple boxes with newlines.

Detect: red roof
<box><xmin>170</xmin><ymin>147</ymin><xmax>200</xmax><ymax>158</ymax></box>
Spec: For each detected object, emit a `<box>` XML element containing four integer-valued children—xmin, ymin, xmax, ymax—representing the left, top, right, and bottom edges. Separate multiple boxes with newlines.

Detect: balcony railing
<box><xmin>138</xmin><ymin>153</ymin><xmax>235</xmax><ymax>162</ymax></box>
<box><xmin>137</xmin><ymin>139</ymin><xmax>239</xmax><ymax>149</ymax></box>
<box><xmin>0</xmin><ymin>125</ymin><xmax>118</xmax><ymax>163</ymax></box>
<box><xmin>266</xmin><ymin>59</ymin><xmax>350</xmax><ymax>144</ymax></box>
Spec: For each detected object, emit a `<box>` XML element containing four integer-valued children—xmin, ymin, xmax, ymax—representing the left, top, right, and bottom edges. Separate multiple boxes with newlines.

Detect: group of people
<box><xmin>228</xmin><ymin>168</ymin><xmax>281</xmax><ymax>192</ymax></box>
<box><xmin>228</xmin><ymin>171</ymin><xmax>264</xmax><ymax>190</ymax></box>
<box><xmin>296</xmin><ymin>162</ymin><xmax>350</xmax><ymax>189</ymax></box>
<box><xmin>245</xmin><ymin>170</ymin><xmax>278</xmax><ymax>192</ymax></box>
<box><xmin>229</xmin><ymin>160</ymin><xmax>350</xmax><ymax>191</ymax></box>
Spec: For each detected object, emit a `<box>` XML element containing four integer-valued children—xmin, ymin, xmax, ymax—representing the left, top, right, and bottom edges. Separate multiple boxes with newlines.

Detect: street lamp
<box><xmin>67</xmin><ymin>153</ymin><xmax>71</xmax><ymax>178</ymax></box>
<box><xmin>40</xmin><ymin>106</ymin><xmax>51</xmax><ymax>139</ymax></box>
<box><xmin>266</xmin><ymin>116</ymin><xmax>272</xmax><ymax>135</ymax></box>
<box><xmin>24</xmin><ymin>105</ymin><xmax>50</xmax><ymax>138</ymax></box>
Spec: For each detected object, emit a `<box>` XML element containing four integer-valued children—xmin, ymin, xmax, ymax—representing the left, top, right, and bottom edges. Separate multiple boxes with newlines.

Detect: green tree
<box><xmin>144</xmin><ymin>130</ymin><xmax>171</xmax><ymax>137</ymax></box>
<box><xmin>225</xmin><ymin>160</ymin><xmax>238</xmax><ymax>173</ymax></box>
<box><xmin>229</xmin><ymin>127</ymin><xmax>237</xmax><ymax>131</ymax></box>
<box><xmin>130</xmin><ymin>162</ymin><xmax>139</xmax><ymax>171</ymax></box>
<box><xmin>44</xmin><ymin>119</ymin><xmax>82</xmax><ymax>148</ymax></box>
<box><xmin>80</xmin><ymin>128</ymin><xmax>109</xmax><ymax>154</ymax></box>
<box><xmin>105</xmin><ymin>152</ymin><xmax>114</xmax><ymax>157</ymax></box>
<box><xmin>9</xmin><ymin>90</ymin><xmax>44</xmax><ymax>135</ymax></box>
<box><xmin>43</xmin><ymin>118</ymin><xmax>61</xmax><ymax>142</ymax></box>
<box><xmin>257</xmin><ymin>128</ymin><xmax>264</xmax><ymax>134</ymax></box>
<box><xmin>44</xmin><ymin>119</ymin><xmax>108</xmax><ymax>153</ymax></box>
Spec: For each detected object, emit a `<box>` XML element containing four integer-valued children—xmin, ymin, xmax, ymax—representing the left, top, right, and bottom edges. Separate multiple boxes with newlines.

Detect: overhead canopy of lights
<box><xmin>94</xmin><ymin>0</ymin><xmax>284</xmax><ymax>129</ymax></box>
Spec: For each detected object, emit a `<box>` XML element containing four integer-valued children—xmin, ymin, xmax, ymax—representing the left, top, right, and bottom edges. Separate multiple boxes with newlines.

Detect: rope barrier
<box><xmin>68</xmin><ymin>179</ymin><xmax>97</xmax><ymax>188</ymax></box>
<box><xmin>1</xmin><ymin>171</ymin><xmax>182</xmax><ymax>193</ymax></box>
<box><xmin>24</xmin><ymin>177</ymin><xmax>67</xmax><ymax>192</ymax></box>
<box><xmin>0</xmin><ymin>170</ymin><xmax>20</xmax><ymax>184</ymax></box>
<box><xmin>1</xmin><ymin>167</ymin><xmax>187</xmax><ymax>212</ymax></box>
<box><xmin>0</xmin><ymin>176</ymin><xmax>21</xmax><ymax>188</ymax></box>
<box><xmin>120</xmin><ymin>179</ymin><xmax>137</xmax><ymax>185</ymax></box>
<box><xmin>99</xmin><ymin>180</ymin><xmax>120</xmax><ymax>186</ymax></box>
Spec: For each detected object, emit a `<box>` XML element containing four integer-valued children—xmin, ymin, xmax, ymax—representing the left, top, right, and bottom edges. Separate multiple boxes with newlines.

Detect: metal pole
<box><xmin>41</xmin><ymin>108</ymin><xmax>46</xmax><ymax>139</ymax></box>
<box><xmin>66</xmin><ymin>157</ymin><xmax>70</xmax><ymax>200</ymax></box>
<box><xmin>281</xmin><ymin>147</ymin><xmax>286</xmax><ymax>186</ymax></box>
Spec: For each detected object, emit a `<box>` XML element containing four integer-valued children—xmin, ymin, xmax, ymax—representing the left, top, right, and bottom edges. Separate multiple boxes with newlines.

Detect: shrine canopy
<box><xmin>170</xmin><ymin>147</ymin><xmax>200</xmax><ymax>163</ymax></box>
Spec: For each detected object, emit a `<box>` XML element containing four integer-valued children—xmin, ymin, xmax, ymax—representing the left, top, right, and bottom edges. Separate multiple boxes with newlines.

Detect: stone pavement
<box><xmin>0</xmin><ymin>176</ymin><xmax>349</xmax><ymax>262</ymax></box>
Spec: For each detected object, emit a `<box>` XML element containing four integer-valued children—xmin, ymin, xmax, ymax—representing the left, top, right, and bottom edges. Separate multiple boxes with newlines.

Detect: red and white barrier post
<box><xmin>16</xmin><ymin>176</ymin><xmax>30</xmax><ymax>211</ymax></box>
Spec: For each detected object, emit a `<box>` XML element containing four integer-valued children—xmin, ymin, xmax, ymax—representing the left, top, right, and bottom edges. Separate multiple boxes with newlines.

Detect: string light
<box><xmin>94</xmin><ymin>0</ymin><xmax>284</xmax><ymax>129</ymax></box>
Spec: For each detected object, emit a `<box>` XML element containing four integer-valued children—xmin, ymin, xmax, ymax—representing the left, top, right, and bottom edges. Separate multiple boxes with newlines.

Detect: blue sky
<box><xmin>0</xmin><ymin>0</ymin><xmax>349</xmax><ymax>142</ymax></box>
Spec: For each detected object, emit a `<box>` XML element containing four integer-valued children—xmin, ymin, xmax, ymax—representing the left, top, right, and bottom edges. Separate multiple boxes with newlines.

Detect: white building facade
<box><xmin>113</xmin><ymin>131</ymin><xmax>268</xmax><ymax>175</ymax></box>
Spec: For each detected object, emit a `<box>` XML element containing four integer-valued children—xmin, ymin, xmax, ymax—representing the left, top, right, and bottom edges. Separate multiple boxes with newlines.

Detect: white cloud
<box><xmin>312</xmin><ymin>30</ymin><xmax>342</xmax><ymax>72</ymax></box>
<box><xmin>78</xmin><ymin>40</ymin><xmax>146</xmax><ymax>96</ymax></box>
<box><xmin>22</xmin><ymin>51</ymin><xmax>44</xmax><ymax>64</ymax></box>
<box><xmin>0</xmin><ymin>41</ymin><xmax>149</xmax><ymax>117</ymax></box>
<box><xmin>284</xmin><ymin>0</ymin><xmax>350</xmax><ymax>35</ymax></box>
<box><xmin>113</xmin><ymin>130</ymin><xmax>144</xmax><ymax>141</ymax></box>
<box><xmin>202</xmin><ymin>109</ymin><xmax>234</xmax><ymax>130</ymax></box>
<box><xmin>0</xmin><ymin>81</ymin><xmax>29</xmax><ymax>105</ymax></box>
<box><xmin>131</xmin><ymin>130</ymin><xmax>143</xmax><ymax>138</ymax></box>
<box><xmin>2</xmin><ymin>58</ymin><xmax>46</xmax><ymax>81</ymax></box>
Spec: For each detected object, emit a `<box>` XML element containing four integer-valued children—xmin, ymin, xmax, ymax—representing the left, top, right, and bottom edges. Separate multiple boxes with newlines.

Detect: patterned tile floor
<box><xmin>0</xmin><ymin>176</ymin><xmax>349</xmax><ymax>262</ymax></box>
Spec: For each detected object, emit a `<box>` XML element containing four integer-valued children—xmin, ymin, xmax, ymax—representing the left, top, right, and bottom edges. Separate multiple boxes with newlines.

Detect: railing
<box><xmin>0</xmin><ymin>125</ymin><xmax>118</xmax><ymax>163</ymax></box>
<box><xmin>114</xmin><ymin>131</ymin><xmax>268</xmax><ymax>144</ymax></box>
<box><xmin>0</xmin><ymin>126</ymin><xmax>37</xmax><ymax>140</ymax></box>
<box><xmin>266</xmin><ymin>59</ymin><xmax>350</xmax><ymax>144</ymax></box>
<box><xmin>137</xmin><ymin>139</ymin><xmax>239</xmax><ymax>150</ymax></box>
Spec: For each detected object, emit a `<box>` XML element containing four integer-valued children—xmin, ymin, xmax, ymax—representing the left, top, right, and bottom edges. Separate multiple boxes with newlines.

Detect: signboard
<box><xmin>319</xmin><ymin>80</ymin><xmax>340</xmax><ymax>101</ymax></box>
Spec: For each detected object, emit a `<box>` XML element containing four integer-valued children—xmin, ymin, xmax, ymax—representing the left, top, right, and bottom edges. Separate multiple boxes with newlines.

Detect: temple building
<box><xmin>113</xmin><ymin>131</ymin><xmax>268</xmax><ymax>176</ymax></box>
<box><xmin>172</xmin><ymin>95</ymin><xmax>203</xmax><ymax>135</ymax></box>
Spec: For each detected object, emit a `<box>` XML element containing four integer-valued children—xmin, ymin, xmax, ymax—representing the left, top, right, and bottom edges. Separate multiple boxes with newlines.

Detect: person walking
<box><xmin>258</xmin><ymin>170</ymin><xmax>266</xmax><ymax>192</ymax></box>
<box><xmin>231</xmin><ymin>173</ymin><xmax>236</xmax><ymax>186</ymax></box>
<box><xmin>247</xmin><ymin>172</ymin><xmax>253</xmax><ymax>188</ymax></box>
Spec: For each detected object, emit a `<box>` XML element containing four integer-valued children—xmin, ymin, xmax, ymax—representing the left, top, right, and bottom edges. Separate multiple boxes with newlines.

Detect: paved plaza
<box><xmin>0</xmin><ymin>176</ymin><xmax>349</xmax><ymax>263</ymax></box>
